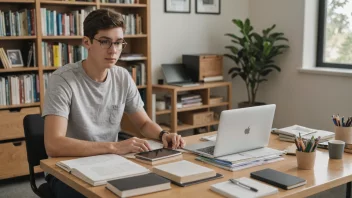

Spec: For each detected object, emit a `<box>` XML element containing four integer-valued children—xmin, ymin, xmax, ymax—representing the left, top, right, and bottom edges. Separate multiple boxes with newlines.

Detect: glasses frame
<box><xmin>93</xmin><ymin>38</ymin><xmax>128</xmax><ymax>50</ymax></box>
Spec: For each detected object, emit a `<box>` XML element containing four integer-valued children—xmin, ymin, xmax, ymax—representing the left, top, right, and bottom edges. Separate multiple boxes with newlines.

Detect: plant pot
<box><xmin>238</xmin><ymin>101</ymin><xmax>266</xmax><ymax>108</ymax></box>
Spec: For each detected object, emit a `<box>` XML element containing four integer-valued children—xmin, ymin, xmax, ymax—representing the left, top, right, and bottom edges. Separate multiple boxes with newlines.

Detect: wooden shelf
<box><xmin>0</xmin><ymin>0</ymin><xmax>34</xmax><ymax>3</ymax></box>
<box><xmin>40</xmin><ymin>1</ymin><xmax>96</xmax><ymax>6</ymax></box>
<box><xmin>0</xmin><ymin>67</ymin><xmax>38</xmax><ymax>73</ymax></box>
<box><xmin>124</xmin><ymin>34</ymin><xmax>147</xmax><ymax>38</ymax></box>
<box><xmin>0</xmin><ymin>36</ymin><xmax>36</xmax><ymax>40</ymax></box>
<box><xmin>0</xmin><ymin>102</ymin><xmax>40</xmax><ymax>110</ymax></box>
<box><xmin>100</xmin><ymin>3</ymin><xmax>147</xmax><ymax>8</ymax></box>
<box><xmin>156</xmin><ymin>102</ymin><xmax>229</xmax><ymax>115</ymax></box>
<box><xmin>43</xmin><ymin>67</ymin><xmax>58</xmax><ymax>71</ymax></box>
<box><xmin>119</xmin><ymin>57</ymin><xmax>147</xmax><ymax>61</ymax></box>
<box><xmin>42</xmin><ymin>36</ymin><xmax>83</xmax><ymax>40</ymax></box>
<box><xmin>177</xmin><ymin>120</ymin><xmax>219</xmax><ymax>132</ymax></box>
<box><xmin>137</xmin><ymin>85</ymin><xmax>147</xmax><ymax>89</ymax></box>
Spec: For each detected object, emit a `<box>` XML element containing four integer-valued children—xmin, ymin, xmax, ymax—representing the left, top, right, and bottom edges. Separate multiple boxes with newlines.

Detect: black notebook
<box><xmin>135</xmin><ymin>148</ymin><xmax>181</xmax><ymax>161</ymax></box>
<box><xmin>106</xmin><ymin>173</ymin><xmax>171</xmax><ymax>197</ymax></box>
<box><xmin>250</xmin><ymin>168</ymin><xmax>307</xmax><ymax>190</ymax></box>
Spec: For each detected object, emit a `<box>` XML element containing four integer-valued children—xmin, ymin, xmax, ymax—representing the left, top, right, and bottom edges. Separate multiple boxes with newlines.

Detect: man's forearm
<box><xmin>45</xmin><ymin>136</ymin><xmax>113</xmax><ymax>157</ymax></box>
<box><xmin>140</xmin><ymin>120</ymin><xmax>163</xmax><ymax>140</ymax></box>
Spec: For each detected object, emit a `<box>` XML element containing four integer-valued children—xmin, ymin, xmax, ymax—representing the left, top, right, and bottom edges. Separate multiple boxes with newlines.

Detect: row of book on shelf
<box><xmin>0</xmin><ymin>9</ymin><xmax>36</xmax><ymax>37</ymax></box>
<box><xmin>0</xmin><ymin>44</ymin><xmax>36</xmax><ymax>69</ymax></box>
<box><xmin>54</xmin><ymin>138</ymin><xmax>308</xmax><ymax>198</ymax></box>
<box><xmin>125</xmin><ymin>62</ymin><xmax>146</xmax><ymax>86</ymax></box>
<box><xmin>42</xmin><ymin>42</ymin><xmax>87</xmax><ymax>67</ymax></box>
<box><xmin>165</xmin><ymin>92</ymin><xmax>203</xmax><ymax>109</ymax></box>
<box><xmin>0</xmin><ymin>74</ymin><xmax>40</xmax><ymax>106</ymax></box>
<box><xmin>101</xmin><ymin>0</ymin><xmax>140</xmax><ymax>3</ymax></box>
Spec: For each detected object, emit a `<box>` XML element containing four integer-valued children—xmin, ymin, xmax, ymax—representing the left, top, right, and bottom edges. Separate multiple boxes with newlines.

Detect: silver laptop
<box><xmin>184</xmin><ymin>104</ymin><xmax>276</xmax><ymax>158</ymax></box>
<box><xmin>161</xmin><ymin>64</ymin><xmax>199</xmax><ymax>87</ymax></box>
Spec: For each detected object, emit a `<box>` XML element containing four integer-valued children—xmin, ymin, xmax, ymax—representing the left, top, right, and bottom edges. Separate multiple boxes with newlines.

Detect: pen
<box><xmin>229</xmin><ymin>179</ymin><xmax>258</xmax><ymax>192</ymax></box>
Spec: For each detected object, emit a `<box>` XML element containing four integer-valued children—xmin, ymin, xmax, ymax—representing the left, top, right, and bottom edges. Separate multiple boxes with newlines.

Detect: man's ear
<box><xmin>82</xmin><ymin>37</ymin><xmax>91</xmax><ymax>49</ymax></box>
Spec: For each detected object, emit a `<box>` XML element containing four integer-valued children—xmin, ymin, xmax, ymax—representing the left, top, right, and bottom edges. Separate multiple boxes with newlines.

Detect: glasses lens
<box><xmin>100</xmin><ymin>40</ymin><xmax>112</xmax><ymax>49</ymax></box>
<box><xmin>115</xmin><ymin>42</ymin><xmax>127</xmax><ymax>50</ymax></box>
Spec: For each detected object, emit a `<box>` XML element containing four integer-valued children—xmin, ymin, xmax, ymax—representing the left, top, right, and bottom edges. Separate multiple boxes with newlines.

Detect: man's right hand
<box><xmin>111</xmin><ymin>137</ymin><xmax>152</xmax><ymax>155</ymax></box>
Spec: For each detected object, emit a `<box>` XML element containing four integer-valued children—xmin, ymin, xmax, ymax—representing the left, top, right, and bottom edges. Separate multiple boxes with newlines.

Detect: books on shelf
<box><xmin>106</xmin><ymin>173</ymin><xmax>170</xmax><ymax>198</ymax></box>
<box><xmin>101</xmin><ymin>0</ymin><xmax>140</xmax><ymax>3</ymax></box>
<box><xmin>165</xmin><ymin>93</ymin><xmax>203</xmax><ymax>109</ymax></box>
<box><xmin>125</xmin><ymin>62</ymin><xmax>146</xmax><ymax>86</ymax></box>
<box><xmin>119</xmin><ymin>53</ymin><xmax>145</xmax><ymax>61</ymax></box>
<box><xmin>273</xmin><ymin>125</ymin><xmax>335</xmax><ymax>142</ymax></box>
<box><xmin>0</xmin><ymin>9</ymin><xmax>36</xmax><ymax>37</ymax></box>
<box><xmin>152</xmin><ymin>160</ymin><xmax>216</xmax><ymax>184</ymax></box>
<box><xmin>56</xmin><ymin>154</ymin><xmax>150</xmax><ymax>186</ymax></box>
<box><xmin>211</xmin><ymin>177</ymin><xmax>278</xmax><ymax>198</ymax></box>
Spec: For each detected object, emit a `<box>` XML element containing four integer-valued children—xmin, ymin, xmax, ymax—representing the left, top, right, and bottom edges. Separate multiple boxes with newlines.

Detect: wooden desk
<box><xmin>41</xmin><ymin>133</ymin><xmax>352</xmax><ymax>198</ymax></box>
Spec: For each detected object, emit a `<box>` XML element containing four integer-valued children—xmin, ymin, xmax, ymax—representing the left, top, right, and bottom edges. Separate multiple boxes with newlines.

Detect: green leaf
<box><xmin>231</xmin><ymin>73</ymin><xmax>239</xmax><ymax>79</ymax></box>
<box><xmin>225</xmin><ymin>46</ymin><xmax>239</xmax><ymax>54</ymax></box>
<box><xmin>233</xmin><ymin>19</ymin><xmax>244</xmax><ymax>29</ymax></box>
<box><xmin>259</xmin><ymin>69</ymin><xmax>273</xmax><ymax>76</ymax></box>
<box><xmin>239</xmin><ymin>72</ymin><xmax>247</xmax><ymax>81</ymax></box>
<box><xmin>264</xmin><ymin>64</ymin><xmax>281</xmax><ymax>72</ymax></box>
<box><xmin>228</xmin><ymin>67</ymin><xmax>241</xmax><ymax>74</ymax></box>
<box><xmin>225</xmin><ymin>33</ymin><xmax>241</xmax><ymax>41</ymax></box>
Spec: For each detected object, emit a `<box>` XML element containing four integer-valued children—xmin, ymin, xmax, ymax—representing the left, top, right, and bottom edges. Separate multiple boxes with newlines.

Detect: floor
<box><xmin>0</xmin><ymin>173</ymin><xmax>348</xmax><ymax>198</ymax></box>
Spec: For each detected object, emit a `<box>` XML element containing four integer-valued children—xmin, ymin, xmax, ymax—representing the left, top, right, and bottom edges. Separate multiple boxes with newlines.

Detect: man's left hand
<box><xmin>161</xmin><ymin>133</ymin><xmax>186</xmax><ymax>149</ymax></box>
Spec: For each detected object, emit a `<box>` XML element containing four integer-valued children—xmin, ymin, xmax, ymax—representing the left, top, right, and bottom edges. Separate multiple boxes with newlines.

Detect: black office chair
<box><xmin>118</xmin><ymin>131</ymin><xmax>134</xmax><ymax>141</ymax></box>
<box><xmin>23</xmin><ymin>114</ymin><xmax>55</xmax><ymax>198</ymax></box>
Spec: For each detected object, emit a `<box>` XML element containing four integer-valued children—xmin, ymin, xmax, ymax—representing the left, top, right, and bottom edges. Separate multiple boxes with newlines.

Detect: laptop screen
<box><xmin>161</xmin><ymin>64</ymin><xmax>192</xmax><ymax>84</ymax></box>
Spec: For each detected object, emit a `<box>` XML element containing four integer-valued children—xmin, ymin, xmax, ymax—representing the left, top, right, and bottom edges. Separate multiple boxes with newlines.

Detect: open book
<box><xmin>56</xmin><ymin>154</ymin><xmax>150</xmax><ymax>186</ymax></box>
<box><xmin>274</xmin><ymin>125</ymin><xmax>334</xmax><ymax>142</ymax></box>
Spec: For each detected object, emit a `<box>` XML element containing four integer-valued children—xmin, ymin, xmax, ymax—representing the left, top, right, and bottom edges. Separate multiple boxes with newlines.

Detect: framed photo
<box><xmin>6</xmin><ymin>49</ymin><xmax>24</xmax><ymax>67</ymax></box>
<box><xmin>165</xmin><ymin>0</ymin><xmax>191</xmax><ymax>13</ymax></box>
<box><xmin>196</xmin><ymin>0</ymin><xmax>221</xmax><ymax>15</ymax></box>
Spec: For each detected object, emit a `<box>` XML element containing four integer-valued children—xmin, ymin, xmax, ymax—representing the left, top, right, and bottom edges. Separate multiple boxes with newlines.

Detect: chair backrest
<box><xmin>23</xmin><ymin>114</ymin><xmax>47</xmax><ymax>167</ymax></box>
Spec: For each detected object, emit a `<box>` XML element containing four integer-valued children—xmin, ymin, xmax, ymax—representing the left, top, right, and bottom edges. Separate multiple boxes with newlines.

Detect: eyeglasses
<box><xmin>93</xmin><ymin>38</ymin><xmax>128</xmax><ymax>50</ymax></box>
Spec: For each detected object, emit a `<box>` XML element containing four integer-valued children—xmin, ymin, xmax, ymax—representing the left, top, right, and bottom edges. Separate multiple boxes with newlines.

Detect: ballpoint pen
<box><xmin>229</xmin><ymin>179</ymin><xmax>258</xmax><ymax>192</ymax></box>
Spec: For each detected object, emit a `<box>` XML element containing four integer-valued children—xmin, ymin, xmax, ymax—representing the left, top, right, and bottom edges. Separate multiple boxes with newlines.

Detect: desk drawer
<box><xmin>0</xmin><ymin>141</ymin><xmax>29</xmax><ymax>179</ymax></box>
<box><xmin>0</xmin><ymin>107</ymin><xmax>40</xmax><ymax>141</ymax></box>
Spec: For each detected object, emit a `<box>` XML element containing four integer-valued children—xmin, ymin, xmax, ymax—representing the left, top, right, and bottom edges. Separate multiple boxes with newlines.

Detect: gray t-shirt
<box><xmin>42</xmin><ymin>61</ymin><xmax>144</xmax><ymax>142</ymax></box>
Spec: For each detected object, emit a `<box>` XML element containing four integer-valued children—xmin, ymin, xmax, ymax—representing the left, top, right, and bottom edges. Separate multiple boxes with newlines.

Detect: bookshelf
<box><xmin>153</xmin><ymin>82</ymin><xmax>232</xmax><ymax>134</ymax></box>
<box><xmin>0</xmin><ymin>0</ymin><xmax>151</xmax><ymax>179</ymax></box>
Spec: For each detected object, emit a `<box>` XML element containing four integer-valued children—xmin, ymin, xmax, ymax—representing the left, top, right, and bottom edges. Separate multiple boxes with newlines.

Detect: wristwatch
<box><xmin>159</xmin><ymin>130</ymin><xmax>169</xmax><ymax>141</ymax></box>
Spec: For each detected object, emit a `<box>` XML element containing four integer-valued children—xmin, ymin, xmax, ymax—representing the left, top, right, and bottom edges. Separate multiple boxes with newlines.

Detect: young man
<box><xmin>43</xmin><ymin>9</ymin><xmax>185</xmax><ymax>198</ymax></box>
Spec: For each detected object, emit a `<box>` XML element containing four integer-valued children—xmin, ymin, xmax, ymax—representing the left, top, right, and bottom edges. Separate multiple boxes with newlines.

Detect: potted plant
<box><xmin>225</xmin><ymin>18</ymin><xmax>289</xmax><ymax>108</ymax></box>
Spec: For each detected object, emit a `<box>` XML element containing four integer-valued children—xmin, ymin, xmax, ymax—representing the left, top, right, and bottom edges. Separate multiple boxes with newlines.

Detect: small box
<box><xmin>182</xmin><ymin>54</ymin><xmax>223</xmax><ymax>82</ymax></box>
<box><xmin>179</xmin><ymin>111</ymin><xmax>214</xmax><ymax>125</ymax></box>
<box><xmin>209</xmin><ymin>96</ymin><xmax>223</xmax><ymax>105</ymax></box>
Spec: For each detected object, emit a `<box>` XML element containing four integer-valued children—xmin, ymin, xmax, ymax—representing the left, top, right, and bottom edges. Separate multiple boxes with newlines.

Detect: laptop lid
<box><xmin>213</xmin><ymin>104</ymin><xmax>276</xmax><ymax>157</ymax></box>
<box><xmin>161</xmin><ymin>64</ymin><xmax>193</xmax><ymax>85</ymax></box>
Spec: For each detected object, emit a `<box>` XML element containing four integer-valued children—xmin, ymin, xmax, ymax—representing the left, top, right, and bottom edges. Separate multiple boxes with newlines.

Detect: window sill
<box><xmin>298</xmin><ymin>67</ymin><xmax>352</xmax><ymax>77</ymax></box>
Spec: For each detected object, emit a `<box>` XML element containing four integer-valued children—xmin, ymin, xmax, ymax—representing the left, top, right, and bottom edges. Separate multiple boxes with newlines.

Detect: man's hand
<box><xmin>112</xmin><ymin>137</ymin><xmax>152</xmax><ymax>155</ymax></box>
<box><xmin>162</xmin><ymin>133</ymin><xmax>186</xmax><ymax>149</ymax></box>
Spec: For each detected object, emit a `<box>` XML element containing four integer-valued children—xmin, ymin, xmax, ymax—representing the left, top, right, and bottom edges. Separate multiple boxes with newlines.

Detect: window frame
<box><xmin>316</xmin><ymin>0</ymin><xmax>352</xmax><ymax>69</ymax></box>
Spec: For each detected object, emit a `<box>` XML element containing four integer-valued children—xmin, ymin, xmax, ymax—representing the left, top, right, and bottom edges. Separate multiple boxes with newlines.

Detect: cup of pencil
<box><xmin>295</xmin><ymin>134</ymin><xmax>320</xmax><ymax>170</ymax></box>
<box><xmin>333</xmin><ymin>115</ymin><xmax>352</xmax><ymax>144</ymax></box>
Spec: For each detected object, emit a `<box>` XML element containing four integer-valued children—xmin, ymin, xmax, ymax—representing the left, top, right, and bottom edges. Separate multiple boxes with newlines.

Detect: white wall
<box><xmin>150</xmin><ymin>0</ymin><xmax>249</xmax><ymax>100</ymax></box>
<box><xmin>249</xmin><ymin>0</ymin><xmax>352</xmax><ymax>131</ymax></box>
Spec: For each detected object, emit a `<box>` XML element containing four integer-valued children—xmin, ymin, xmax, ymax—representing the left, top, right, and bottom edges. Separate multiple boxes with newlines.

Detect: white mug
<box><xmin>156</xmin><ymin>101</ymin><xmax>166</xmax><ymax>111</ymax></box>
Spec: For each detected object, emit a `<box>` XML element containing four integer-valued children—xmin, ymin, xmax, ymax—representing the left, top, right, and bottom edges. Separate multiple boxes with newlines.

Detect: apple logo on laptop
<box><xmin>244</xmin><ymin>126</ymin><xmax>250</xmax><ymax>134</ymax></box>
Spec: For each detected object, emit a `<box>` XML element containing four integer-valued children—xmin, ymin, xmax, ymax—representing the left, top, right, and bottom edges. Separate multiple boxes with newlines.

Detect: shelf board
<box><xmin>40</xmin><ymin>1</ymin><xmax>96</xmax><ymax>6</ymax></box>
<box><xmin>43</xmin><ymin>67</ymin><xmax>58</xmax><ymax>71</ymax></box>
<box><xmin>0</xmin><ymin>102</ymin><xmax>40</xmax><ymax>110</ymax></box>
<box><xmin>177</xmin><ymin>120</ymin><xmax>219</xmax><ymax>132</ymax></box>
<box><xmin>100</xmin><ymin>3</ymin><xmax>147</xmax><ymax>8</ymax></box>
<box><xmin>118</xmin><ymin>57</ymin><xmax>147</xmax><ymax>61</ymax></box>
<box><xmin>42</xmin><ymin>36</ymin><xmax>83</xmax><ymax>40</ymax></box>
<box><xmin>0</xmin><ymin>67</ymin><xmax>38</xmax><ymax>73</ymax></box>
<box><xmin>156</xmin><ymin>102</ymin><xmax>229</xmax><ymax>115</ymax></box>
<box><xmin>124</xmin><ymin>34</ymin><xmax>147</xmax><ymax>38</ymax></box>
<box><xmin>0</xmin><ymin>0</ymin><xmax>34</xmax><ymax>3</ymax></box>
<box><xmin>0</xmin><ymin>36</ymin><xmax>36</xmax><ymax>40</ymax></box>
<box><xmin>137</xmin><ymin>85</ymin><xmax>147</xmax><ymax>89</ymax></box>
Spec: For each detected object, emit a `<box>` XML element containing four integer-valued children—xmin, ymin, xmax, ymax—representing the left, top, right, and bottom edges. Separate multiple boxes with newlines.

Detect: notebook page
<box><xmin>154</xmin><ymin>160</ymin><xmax>213</xmax><ymax>177</ymax></box>
<box><xmin>239</xmin><ymin>147</ymin><xmax>284</xmax><ymax>158</ymax></box>
<box><xmin>57</xmin><ymin>154</ymin><xmax>119</xmax><ymax>170</ymax></box>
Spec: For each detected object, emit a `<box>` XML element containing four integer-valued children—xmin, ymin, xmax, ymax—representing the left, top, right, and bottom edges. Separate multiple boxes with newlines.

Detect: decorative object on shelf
<box><xmin>156</xmin><ymin>100</ymin><xmax>166</xmax><ymax>111</ymax></box>
<box><xmin>6</xmin><ymin>49</ymin><xmax>24</xmax><ymax>67</ymax></box>
<box><xmin>195</xmin><ymin>0</ymin><xmax>221</xmax><ymax>15</ymax></box>
<box><xmin>164</xmin><ymin>0</ymin><xmax>191</xmax><ymax>13</ymax></box>
<box><xmin>225</xmin><ymin>18</ymin><xmax>289</xmax><ymax>108</ymax></box>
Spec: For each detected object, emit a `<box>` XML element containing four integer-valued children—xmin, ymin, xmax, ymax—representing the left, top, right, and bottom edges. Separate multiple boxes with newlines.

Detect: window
<box><xmin>317</xmin><ymin>0</ymin><xmax>352</xmax><ymax>69</ymax></box>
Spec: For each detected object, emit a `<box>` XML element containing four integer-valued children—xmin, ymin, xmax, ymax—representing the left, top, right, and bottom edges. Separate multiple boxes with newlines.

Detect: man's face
<box><xmin>88</xmin><ymin>27</ymin><xmax>125</xmax><ymax>69</ymax></box>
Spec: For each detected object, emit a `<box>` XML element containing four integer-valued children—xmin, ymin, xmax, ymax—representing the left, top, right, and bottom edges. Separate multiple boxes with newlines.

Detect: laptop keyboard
<box><xmin>197</xmin><ymin>146</ymin><xmax>215</xmax><ymax>155</ymax></box>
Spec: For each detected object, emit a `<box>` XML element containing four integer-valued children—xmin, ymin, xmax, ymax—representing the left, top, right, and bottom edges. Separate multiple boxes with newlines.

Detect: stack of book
<box><xmin>165</xmin><ymin>93</ymin><xmax>203</xmax><ymax>109</ymax></box>
<box><xmin>273</xmin><ymin>125</ymin><xmax>335</xmax><ymax>143</ymax></box>
<box><xmin>195</xmin><ymin>147</ymin><xmax>285</xmax><ymax>171</ymax></box>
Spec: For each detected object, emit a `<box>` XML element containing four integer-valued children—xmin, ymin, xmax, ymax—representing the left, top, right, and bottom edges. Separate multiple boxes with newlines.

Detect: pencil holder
<box><xmin>296</xmin><ymin>150</ymin><xmax>316</xmax><ymax>170</ymax></box>
<box><xmin>334</xmin><ymin>126</ymin><xmax>352</xmax><ymax>144</ymax></box>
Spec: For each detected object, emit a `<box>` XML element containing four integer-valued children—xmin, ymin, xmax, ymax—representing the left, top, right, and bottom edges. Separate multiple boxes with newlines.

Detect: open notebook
<box><xmin>211</xmin><ymin>177</ymin><xmax>278</xmax><ymax>198</ymax></box>
<box><xmin>56</xmin><ymin>154</ymin><xmax>150</xmax><ymax>186</ymax></box>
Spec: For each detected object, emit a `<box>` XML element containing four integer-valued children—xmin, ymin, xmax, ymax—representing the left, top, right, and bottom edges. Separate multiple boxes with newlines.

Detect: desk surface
<box><xmin>41</xmin><ymin>132</ymin><xmax>352</xmax><ymax>198</ymax></box>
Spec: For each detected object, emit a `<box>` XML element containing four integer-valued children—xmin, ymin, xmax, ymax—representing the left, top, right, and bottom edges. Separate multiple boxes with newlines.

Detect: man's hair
<box><xmin>84</xmin><ymin>9</ymin><xmax>125</xmax><ymax>41</ymax></box>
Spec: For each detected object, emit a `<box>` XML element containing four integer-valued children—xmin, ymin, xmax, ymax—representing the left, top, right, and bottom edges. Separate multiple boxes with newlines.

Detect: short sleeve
<box><xmin>42</xmin><ymin>74</ymin><xmax>72</xmax><ymax>119</ymax></box>
<box><xmin>124</xmin><ymin>70</ymin><xmax>144</xmax><ymax>114</ymax></box>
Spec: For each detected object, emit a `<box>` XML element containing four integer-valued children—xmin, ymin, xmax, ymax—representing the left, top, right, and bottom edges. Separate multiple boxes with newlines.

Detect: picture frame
<box><xmin>6</xmin><ymin>49</ymin><xmax>24</xmax><ymax>67</ymax></box>
<box><xmin>165</xmin><ymin>0</ymin><xmax>191</xmax><ymax>13</ymax></box>
<box><xmin>196</xmin><ymin>0</ymin><xmax>221</xmax><ymax>15</ymax></box>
